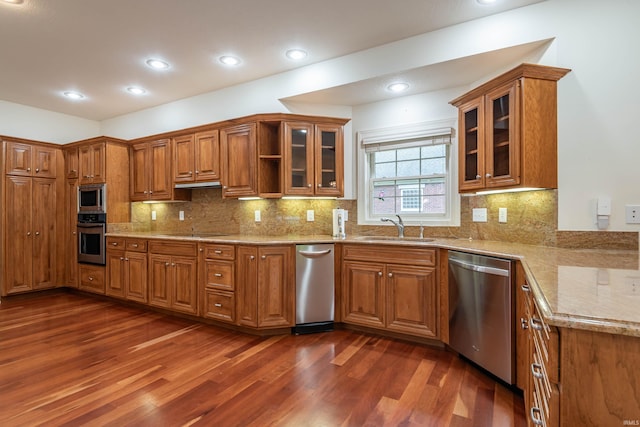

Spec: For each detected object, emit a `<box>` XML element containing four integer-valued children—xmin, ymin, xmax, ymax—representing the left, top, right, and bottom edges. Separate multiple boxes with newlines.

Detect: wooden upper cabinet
<box><xmin>79</xmin><ymin>142</ymin><xmax>106</xmax><ymax>184</ymax></box>
<box><xmin>283</xmin><ymin>121</ymin><xmax>343</xmax><ymax>197</ymax></box>
<box><xmin>130</xmin><ymin>139</ymin><xmax>188</xmax><ymax>202</ymax></box>
<box><xmin>6</xmin><ymin>141</ymin><xmax>57</xmax><ymax>178</ymax></box>
<box><xmin>64</xmin><ymin>146</ymin><xmax>79</xmax><ymax>178</ymax></box>
<box><xmin>220</xmin><ymin>123</ymin><xmax>258</xmax><ymax>198</ymax></box>
<box><xmin>173</xmin><ymin>130</ymin><xmax>220</xmax><ymax>184</ymax></box>
<box><xmin>450</xmin><ymin>63</ymin><xmax>570</xmax><ymax>193</ymax></box>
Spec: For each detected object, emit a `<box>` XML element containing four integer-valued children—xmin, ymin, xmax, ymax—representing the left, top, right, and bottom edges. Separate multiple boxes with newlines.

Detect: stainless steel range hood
<box><xmin>174</xmin><ymin>181</ymin><xmax>222</xmax><ymax>189</ymax></box>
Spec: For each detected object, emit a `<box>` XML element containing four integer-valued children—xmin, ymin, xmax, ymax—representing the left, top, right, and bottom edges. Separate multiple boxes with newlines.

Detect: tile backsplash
<box><xmin>110</xmin><ymin>188</ymin><xmax>637</xmax><ymax>250</ymax></box>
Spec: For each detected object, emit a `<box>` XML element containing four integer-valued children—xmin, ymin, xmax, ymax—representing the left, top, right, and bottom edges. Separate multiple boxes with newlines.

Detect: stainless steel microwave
<box><xmin>78</xmin><ymin>184</ymin><xmax>106</xmax><ymax>214</ymax></box>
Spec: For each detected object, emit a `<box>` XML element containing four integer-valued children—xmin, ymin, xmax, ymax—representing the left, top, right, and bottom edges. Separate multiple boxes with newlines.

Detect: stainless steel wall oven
<box><xmin>77</xmin><ymin>213</ymin><xmax>106</xmax><ymax>265</ymax></box>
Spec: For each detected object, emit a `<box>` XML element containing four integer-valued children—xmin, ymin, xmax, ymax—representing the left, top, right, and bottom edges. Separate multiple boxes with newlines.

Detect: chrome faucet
<box><xmin>381</xmin><ymin>215</ymin><xmax>404</xmax><ymax>238</ymax></box>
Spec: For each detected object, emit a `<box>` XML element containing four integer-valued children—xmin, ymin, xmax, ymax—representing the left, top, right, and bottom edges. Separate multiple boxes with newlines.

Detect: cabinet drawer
<box><xmin>149</xmin><ymin>240</ymin><xmax>197</xmax><ymax>257</ymax></box>
<box><xmin>203</xmin><ymin>289</ymin><xmax>235</xmax><ymax>323</ymax></box>
<box><xmin>343</xmin><ymin>244</ymin><xmax>436</xmax><ymax>266</ymax></box>
<box><xmin>126</xmin><ymin>239</ymin><xmax>147</xmax><ymax>252</ymax></box>
<box><xmin>200</xmin><ymin>243</ymin><xmax>235</xmax><ymax>260</ymax></box>
<box><xmin>530</xmin><ymin>298</ymin><xmax>559</xmax><ymax>383</ymax></box>
<box><xmin>203</xmin><ymin>260</ymin><xmax>234</xmax><ymax>291</ymax></box>
<box><xmin>79</xmin><ymin>265</ymin><xmax>105</xmax><ymax>293</ymax></box>
<box><xmin>107</xmin><ymin>237</ymin><xmax>126</xmax><ymax>249</ymax></box>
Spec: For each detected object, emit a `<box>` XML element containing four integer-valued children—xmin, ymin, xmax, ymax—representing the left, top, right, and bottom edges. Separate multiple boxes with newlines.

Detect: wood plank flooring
<box><xmin>0</xmin><ymin>291</ymin><xmax>525</xmax><ymax>427</ymax></box>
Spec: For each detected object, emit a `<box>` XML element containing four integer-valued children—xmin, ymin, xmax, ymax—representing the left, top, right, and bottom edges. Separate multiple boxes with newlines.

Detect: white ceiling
<box><xmin>0</xmin><ymin>0</ymin><xmax>544</xmax><ymax>121</ymax></box>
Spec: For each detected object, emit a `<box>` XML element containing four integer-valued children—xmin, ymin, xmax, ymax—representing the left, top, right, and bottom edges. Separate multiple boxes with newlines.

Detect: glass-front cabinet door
<box><xmin>284</xmin><ymin>122</ymin><xmax>314</xmax><ymax>195</ymax></box>
<box><xmin>314</xmin><ymin>124</ymin><xmax>343</xmax><ymax>197</ymax></box>
<box><xmin>458</xmin><ymin>98</ymin><xmax>485</xmax><ymax>191</ymax></box>
<box><xmin>485</xmin><ymin>82</ymin><xmax>519</xmax><ymax>188</ymax></box>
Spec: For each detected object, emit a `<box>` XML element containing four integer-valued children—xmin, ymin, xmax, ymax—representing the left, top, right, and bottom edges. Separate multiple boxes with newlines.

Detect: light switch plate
<box><xmin>498</xmin><ymin>207</ymin><xmax>507</xmax><ymax>223</ymax></box>
<box><xmin>472</xmin><ymin>208</ymin><xmax>488</xmax><ymax>222</ymax></box>
<box><xmin>179</xmin><ymin>211</ymin><xmax>185</xmax><ymax>221</ymax></box>
<box><xmin>254</xmin><ymin>210</ymin><xmax>261</xmax><ymax>222</ymax></box>
<box><xmin>306</xmin><ymin>210</ymin><xmax>314</xmax><ymax>222</ymax></box>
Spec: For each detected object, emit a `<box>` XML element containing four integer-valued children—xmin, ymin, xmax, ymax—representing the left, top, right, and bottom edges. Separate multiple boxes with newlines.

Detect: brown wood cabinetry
<box><xmin>78</xmin><ymin>264</ymin><xmax>105</xmax><ymax>294</ymax></box>
<box><xmin>78</xmin><ymin>142</ymin><xmax>105</xmax><ymax>184</ymax></box>
<box><xmin>6</xmin><ymin>141</ymin><xmax>57</xmax><ymax>178</ymax></box>
<box><xmin>342</xmin><ymin>245</ymin><xmax>438</xmax><ymax>339</ymax></box>
<box><xmin>3</xmin><ymin>175</ymin><xmax>57</xmax><ymax>295</ymax></box>
<box><xmin>283</xmin><ymin>121</ymin><xmax>344</xmax><ymax>197</ymax></box>
<box><xmin>64</xmin><ymin>146</ymin><xmax>79</xmax><ymax>178</ymax></box>
<box><xmin>236</xmin><ymin>245</ymin><xmax>294</xmax><ymax>328</ymax></box>
<box><xmin>148</xmin><ymin>240</ymin><xmax>198</xmax><ymax>315</ymax></box>
<box><xmin>130</xmin><ymin>139</ymin><xmax>190</xmax><ymax>202</ymax></box>
<box><xmin>450</xmin><ymin>64</ymin><xmax>570</xmax><ymax>193</ymax></box>
<box><xmin>220</xmin><ymin>123</ymin><xmax>258</xmax><ymax>198</ymax></box>
<box><xmin>173</xmin><ymin>130</ymin><xmax>220</xmax><ymax>184</ymax></box>
<box><xmin>63</xmin><ymin>178</ymin><xmax>79</xmax><ymax>287</ymax></box>
<box><xmin>106</xmin><ymin>237</ymin><xmax>148</xmax><ymax>303</ymax></box>
<box><xmin>200</xmin><ymin>243</ymin><xmax>236</xmax><ymax>323</ymax></box>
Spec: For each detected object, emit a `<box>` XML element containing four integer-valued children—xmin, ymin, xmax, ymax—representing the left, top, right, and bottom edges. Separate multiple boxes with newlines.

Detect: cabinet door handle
<box><xmin>520</xmin><ymin>317</ymin><xmax>529</xmax><ymax>330</ymax></box>
<box><xmin>165</xmin><ymin>262</ymin><xmax>170</xmax><ymax>266</ymax></box>
<box><xmin>249</xmin><ymin>256</ymin><xmax>255</xmax><ymax>260</ymax></box>
<box><xmin>171</xmin><ymin>263</ymin><xmax>176</xmax><ymax>267</ymax></box>
<box><xmin>214</xmin><ymin>250</ymin><xmax>222</xmax><ymax>254</ymax></box>
<box><xmin>88</xmin><ymin>277</ymin><xmax>94</xmax><ymax>281</ymax></box>
<box><xmin>195</xmin><ymin>170</ymin><xmax>199</xmax><ymax>174</ymax></box>
<box><xmin>149</xmin><ymin>190</ymin><xmax>153</xmax><ymax>194</ymax></box>
<box><xmin>214</xmin><ymin>273</ymin><xmax>223</xmax><ymax>277</ymax></box>
<box><xmin>530</xmin><ymin>317</ymin><xmax>543</xmax><ymax>331</ymax></box>
<box><xmin>486</xmin><ymin>173</ymin><xmax>492</xmax><ymax>178</ymax></box>
<box><xmin>131</xmin><ymin>244</ymin><xmax>138</xmax><ymax>248</ymax></box>
<box><xmin>261</xmin><ymin>255</ymin><xmax>266</xmax><ymax>260</ymax></box>
<box><xmin>530</xmin><ymin>407</ymin><xmax>544</xmax><ymax>426</ymax></box>
<box><xmin>144</xmin><ymin>190</ymin><xmax>148</xmax><ymax>194</ymax></box>
<box><xmin>35</xmin><ymin>168</ymin><xmax>40</xmax><ymax>173</ymax></box>
<box><xmin>120</xmin><ymin>257</ymin><xmax>124</xmax><ymax>261</ymax></box>
<box><xmin>27</xmin><ymin>231</ymin><xmax>31</xmax><ymax>236</ymax></box>
<box><xmin>521</xmin><ymin>284</ymin><xmax>530</xmax><ymax>292</ymax></box>
<box><xmin>214</xmin><ymin>303</ymin><xmax>222</xmax><ymax>307</ymax></box>
<box><xmin>317</xmin><ymin>184</ymin><xmax>322</xmax><ymax>188</ymax></box>
<box><xmin>35</xmin><ymin>231</ymin><xmax>40</xmax><ymax>236</ymax></box>
<box><xmin>27</xmin><ymin>167</ymin><xmax>31</xmax><ymax>172</ymax></box>
<box><xmin>475</xmin><ymin>174</ymin><xmax>481</xmax><ymax>179</ymax></box>
<box><xmin>387</xmin><ymin>272</ymin><xmax>393</xmax><ymax>278</ymax></box>
<box><xmin>199</xmin><ymin>248</ymin><xmax>204</xmax><ymax>252</ymax></box>
<box><xmin>125</xmin><ymin>258</ymin><xmax>129</xmax><ymax>262</ymax></box>
<box><xmin>112</xmin><ymin>242</ymin><xmax>118</xmax><ymax>246</ymax></box>
<box><xmin>531</xmin><ymin>363</ymin><xmax>544</xmax><ymax>379</ymax></box>
<box><xmin>307</xmin><ymin>183</ymin><xmax>312</xmax><ymax>188</ymax></box>
<box><xmin>378</xmin><ymin>272</ymin><xmax>383</xmax><ymax>277</ymax></box>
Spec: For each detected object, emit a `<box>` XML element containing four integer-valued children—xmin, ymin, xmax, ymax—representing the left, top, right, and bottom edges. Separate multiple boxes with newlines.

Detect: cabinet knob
<box><xmin>171</xmin><ymin>263</ymin><xmax>176</xmax><ymax>267</ymax></box>
<box><xmin>199</xmin><ymin>248</ymin><xmax>204</xmax><ymax>252</ymax></box>
<box><xmin>125</xmin><ymin>258</ymin><xmax>129</xmax><ymax>261</ymax></box>
<box><xmin>486</xmin><ymin>173</ymin><xmax>492</xmax><ymax>178</ymax></box>
<box><xmin>35</xmin><ymin>168</ymin><xmax>40</xmax><ymax>173</ymax></box>
<box><xmin>120</xmin><ymin>257</ymin><xmax>124</xmax><ymax>261</ymax></box>
<box><xmin>132</xmin><ymin>244</ymin><xmax>138</xmax><ymax>248</ymax></box>
<box><xmin>73</xmin><ymin>231</ymin><xmax>76</xmax><ymax>235</ymax></box>
<box><xmin>144</xmin><ymin>191</ymin><xmax>148</xmax><ymax>194</ymax></box>
<box><xmin>261</xmin><ymin>255</ymin><xmax>266</xmax><ymax>260</ymax></box>
<box><xmin>307</xmin><ymin>184</ymin><xmax>312</xmax><ymax>188</ymax></box>
<box><xmin>27</xmin><ymin>167</ymin><xmax>31</xmax><ymax>172</ymax></box>
<box><xmin>112</xmin><ymin>242</ymin><xmax>118</xmax><ymax>246</ymax></box>
<box><xmin>88</xmin><ymin>277</ymin><xmax>94</xmax><ymax>281</ymax></box>
<box><xmin>195</xmin><ymin>170</ymin><xmax>199</xmax><ymax>174</ymax></box>
<box><xmin>249</xmin><ymin>256</ymin><xmax>255</xmax><ymax>260</ymax></box>
<box><xmin>189</xmin><ymin>171</ymin><xmax>193</xmax><ymax>175</ymax></box>
<box><xmin>317</xmin><ymin>184</ymin><xmax>322</xmax><ymax>188</ymax></box>
<box><xmin>378</xmin><ymin>272</ymin><xmax>383</xmax><ymax>277</ymax></box>
<box><xmin>149</xmin><ymin>190</ymin><xmax>153</xmax><ymax>194</ymax></box>
<box><xmin>165</xmin><ymin>262</ymin><xmax>170</xmax><ymax>266</ymax></box>
<box><xmin>387</xmin><ymin>272</ymin><xmax>393</xmax><ymax>278</ymax></box>
<box><xmin>35</xmin><ymin>231</ymin><xmax>40</xmax><ymax>236</ymax></box>
<box><xmin>27</xmin><ymin>231</ymin><xmax>31</xmax><ymax>236</ymax></box>
<box><xmin>475</xmin><ymin>174</ymin><xmax>481</xmax><ymax>179</ymax></box>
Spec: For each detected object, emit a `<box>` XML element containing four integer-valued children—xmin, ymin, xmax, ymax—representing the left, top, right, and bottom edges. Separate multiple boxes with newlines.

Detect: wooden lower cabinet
<box><xmin>106</xmin><ymin>237</ymin><xmax>148</xmax><ymax>303</ymax></box>
<box><xmin>342</xmin><ymin>245</ymin><xmax>439</xmax><ymax>339</ymax></box>
<box><xmin>3</xmin><ymin>175</ymin><xmax>57</xmax><ymax>295</ymax></box>
<box><xmin>78</xmin><ymin>264</ymin><xmax>105</xmax><ymax>294</ymax></box>
<box><xmin>148</xmin><ymin>241</ymin><xmax>198</xmax><ymax>315</ymax></box>
<box><xmin>200</xmin><ymin>243</ymin><xmax>236</xmax><ymax>323</ymax></box>
<box><xmin>236</xmin><ymin>245</ymin><xmax>294</xmax><ymax>328</ymax></box>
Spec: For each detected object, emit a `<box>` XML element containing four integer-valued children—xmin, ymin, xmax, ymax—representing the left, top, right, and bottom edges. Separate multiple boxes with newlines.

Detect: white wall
<box><xmin>2</xmin><ymin>0</ymin><xmax>639</xmax><ymax>231</ymax></box>
<box><xmin>0</xmin><ymin>100</ymin><xmax>99</xmax><ymax>144</ymax></box>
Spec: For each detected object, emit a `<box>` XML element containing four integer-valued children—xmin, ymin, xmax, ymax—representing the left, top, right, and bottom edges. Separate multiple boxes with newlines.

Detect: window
<box><xmin>357</xmin><ymin>120</ymin><xmax>459</xmax><ymax>226</ymax></box>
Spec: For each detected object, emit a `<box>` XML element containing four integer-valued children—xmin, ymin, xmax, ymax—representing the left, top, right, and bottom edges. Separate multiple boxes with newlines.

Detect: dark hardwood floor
<box><xmin>0</xmin><ymin>291</ymin><xmax>525</xmax><ymax>427</ymax></box>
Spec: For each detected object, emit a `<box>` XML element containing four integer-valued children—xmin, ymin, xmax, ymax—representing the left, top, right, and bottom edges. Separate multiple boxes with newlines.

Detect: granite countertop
<box><xmin>106</xmin><ymin>231</ymin><xmax>640</xmax><ymax>338</ymax></box>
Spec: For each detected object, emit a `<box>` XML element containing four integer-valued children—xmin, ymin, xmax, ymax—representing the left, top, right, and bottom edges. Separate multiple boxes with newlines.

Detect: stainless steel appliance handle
<box><xmin>298</xmin><ymin>249</ymin><xmax>332</xmax><ymax>258</ymax></box>
<box><xmin>77</xmin><ymin>223</ymin><xmax>105</xmax><ymax>228</ymax></box>
<box><xmin>449</xmin><ymin>257</ymin><xmax>509</xmax><ymax>277</ymax></box>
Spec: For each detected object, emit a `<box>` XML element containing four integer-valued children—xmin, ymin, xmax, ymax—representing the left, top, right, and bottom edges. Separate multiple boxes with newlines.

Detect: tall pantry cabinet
<box><xmin>1</xmin><ymin>139</ymin><xmax>63</xmax><ymax>296</ymax></box>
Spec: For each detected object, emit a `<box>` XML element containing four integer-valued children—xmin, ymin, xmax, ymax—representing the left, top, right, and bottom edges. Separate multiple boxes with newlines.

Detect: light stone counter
<box><xmin>107</xmin><ymin>231</ymin><xmax>640</xmax><ymax>337</ymax></box>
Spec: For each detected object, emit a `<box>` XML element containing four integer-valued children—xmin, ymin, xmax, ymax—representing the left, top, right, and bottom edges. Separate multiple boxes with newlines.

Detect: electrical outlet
<box><xmin>625</xmin><ymin>205</ymin><xmax>640</xmax><ymax>224</ymax></box>
<box><xmin>472</xmin><ymin>208</ymin><xmax>487</xmax><ymax>222</ymax></box>
<box><xmin>306</xmin><ymin>210</ymin><xmax>314</xmax><ymax>222</ymax></box>
<box><xmin>151</xmin><ymin>210</ymin><xmax>157</xmax><ymax>221</ymax></box>
<box><xmin>254</xmin><ymin>210</ymin><xmax>261</xmax><ymax>222</ymax></box>
<box><xmin>498</xmin><ymin>207</ymin><xmax>507</xmax><ymax>223</ymax></box>
<box><xmin>625</xmin><ymin>276</ymin><xmax>640</xmax><ymax>296</ymax></box>
<box><xmin>179</xmin><ymin>211</ymin><xmax>185</xmax><ymax>221</ymax></box>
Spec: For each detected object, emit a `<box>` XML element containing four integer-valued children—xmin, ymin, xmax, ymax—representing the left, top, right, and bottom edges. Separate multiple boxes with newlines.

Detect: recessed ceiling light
<box><xmin>219</xmin><ymin>55</ymin><xmax>241</xmax><ymax>66</ymax></box>
<box><xmin>476</xmin><ymin>0</ymin><xmax>497</xmax><ymax>4</ymax></box>
<box><xmin>63</xmin><ymin>91</ymin><xmax>85</xmax><ymax>100</ymax></box>
<box><xmin>145</xmin><ymin>58</ymin><xmax>170</xmax><ymax>70</ymax></box>
<box><xmin>127</xmin><ymin>86</ymin><xmax>146</xmax><ymax>95</ymax></box>
<box><xmin>286</xmin><ymin>49</ymin><xmax>308</xmax><ymax>60</ymax></box>
<box><xmin>387</xmin><ymin>82</ymin><xmax>410</xmax><ymax>93</ymax></box>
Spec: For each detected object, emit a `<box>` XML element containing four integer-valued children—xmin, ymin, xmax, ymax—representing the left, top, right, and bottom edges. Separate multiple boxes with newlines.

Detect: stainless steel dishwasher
<box><xmin>292</xmin><ymin>244</ymin><xmax>335</xmax><ymax>334</ymax></box>
<box><xmin>448</xmin><ymin>250</ymin><xmax>514</xmax><ymax>384</ymax></box>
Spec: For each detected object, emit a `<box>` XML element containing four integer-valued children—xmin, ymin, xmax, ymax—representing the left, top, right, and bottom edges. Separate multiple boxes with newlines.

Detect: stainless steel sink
<box><xmin>355</xmin><ymin>236</ymin><xmax>434</xmax><ymax>242</ymax></box>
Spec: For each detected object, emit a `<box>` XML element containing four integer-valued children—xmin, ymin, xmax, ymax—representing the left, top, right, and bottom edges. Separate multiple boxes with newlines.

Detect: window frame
<box><xmin>356</xmin><ymin>119</ymin><xmax>460</xmax><ymax>227</ymax></box>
